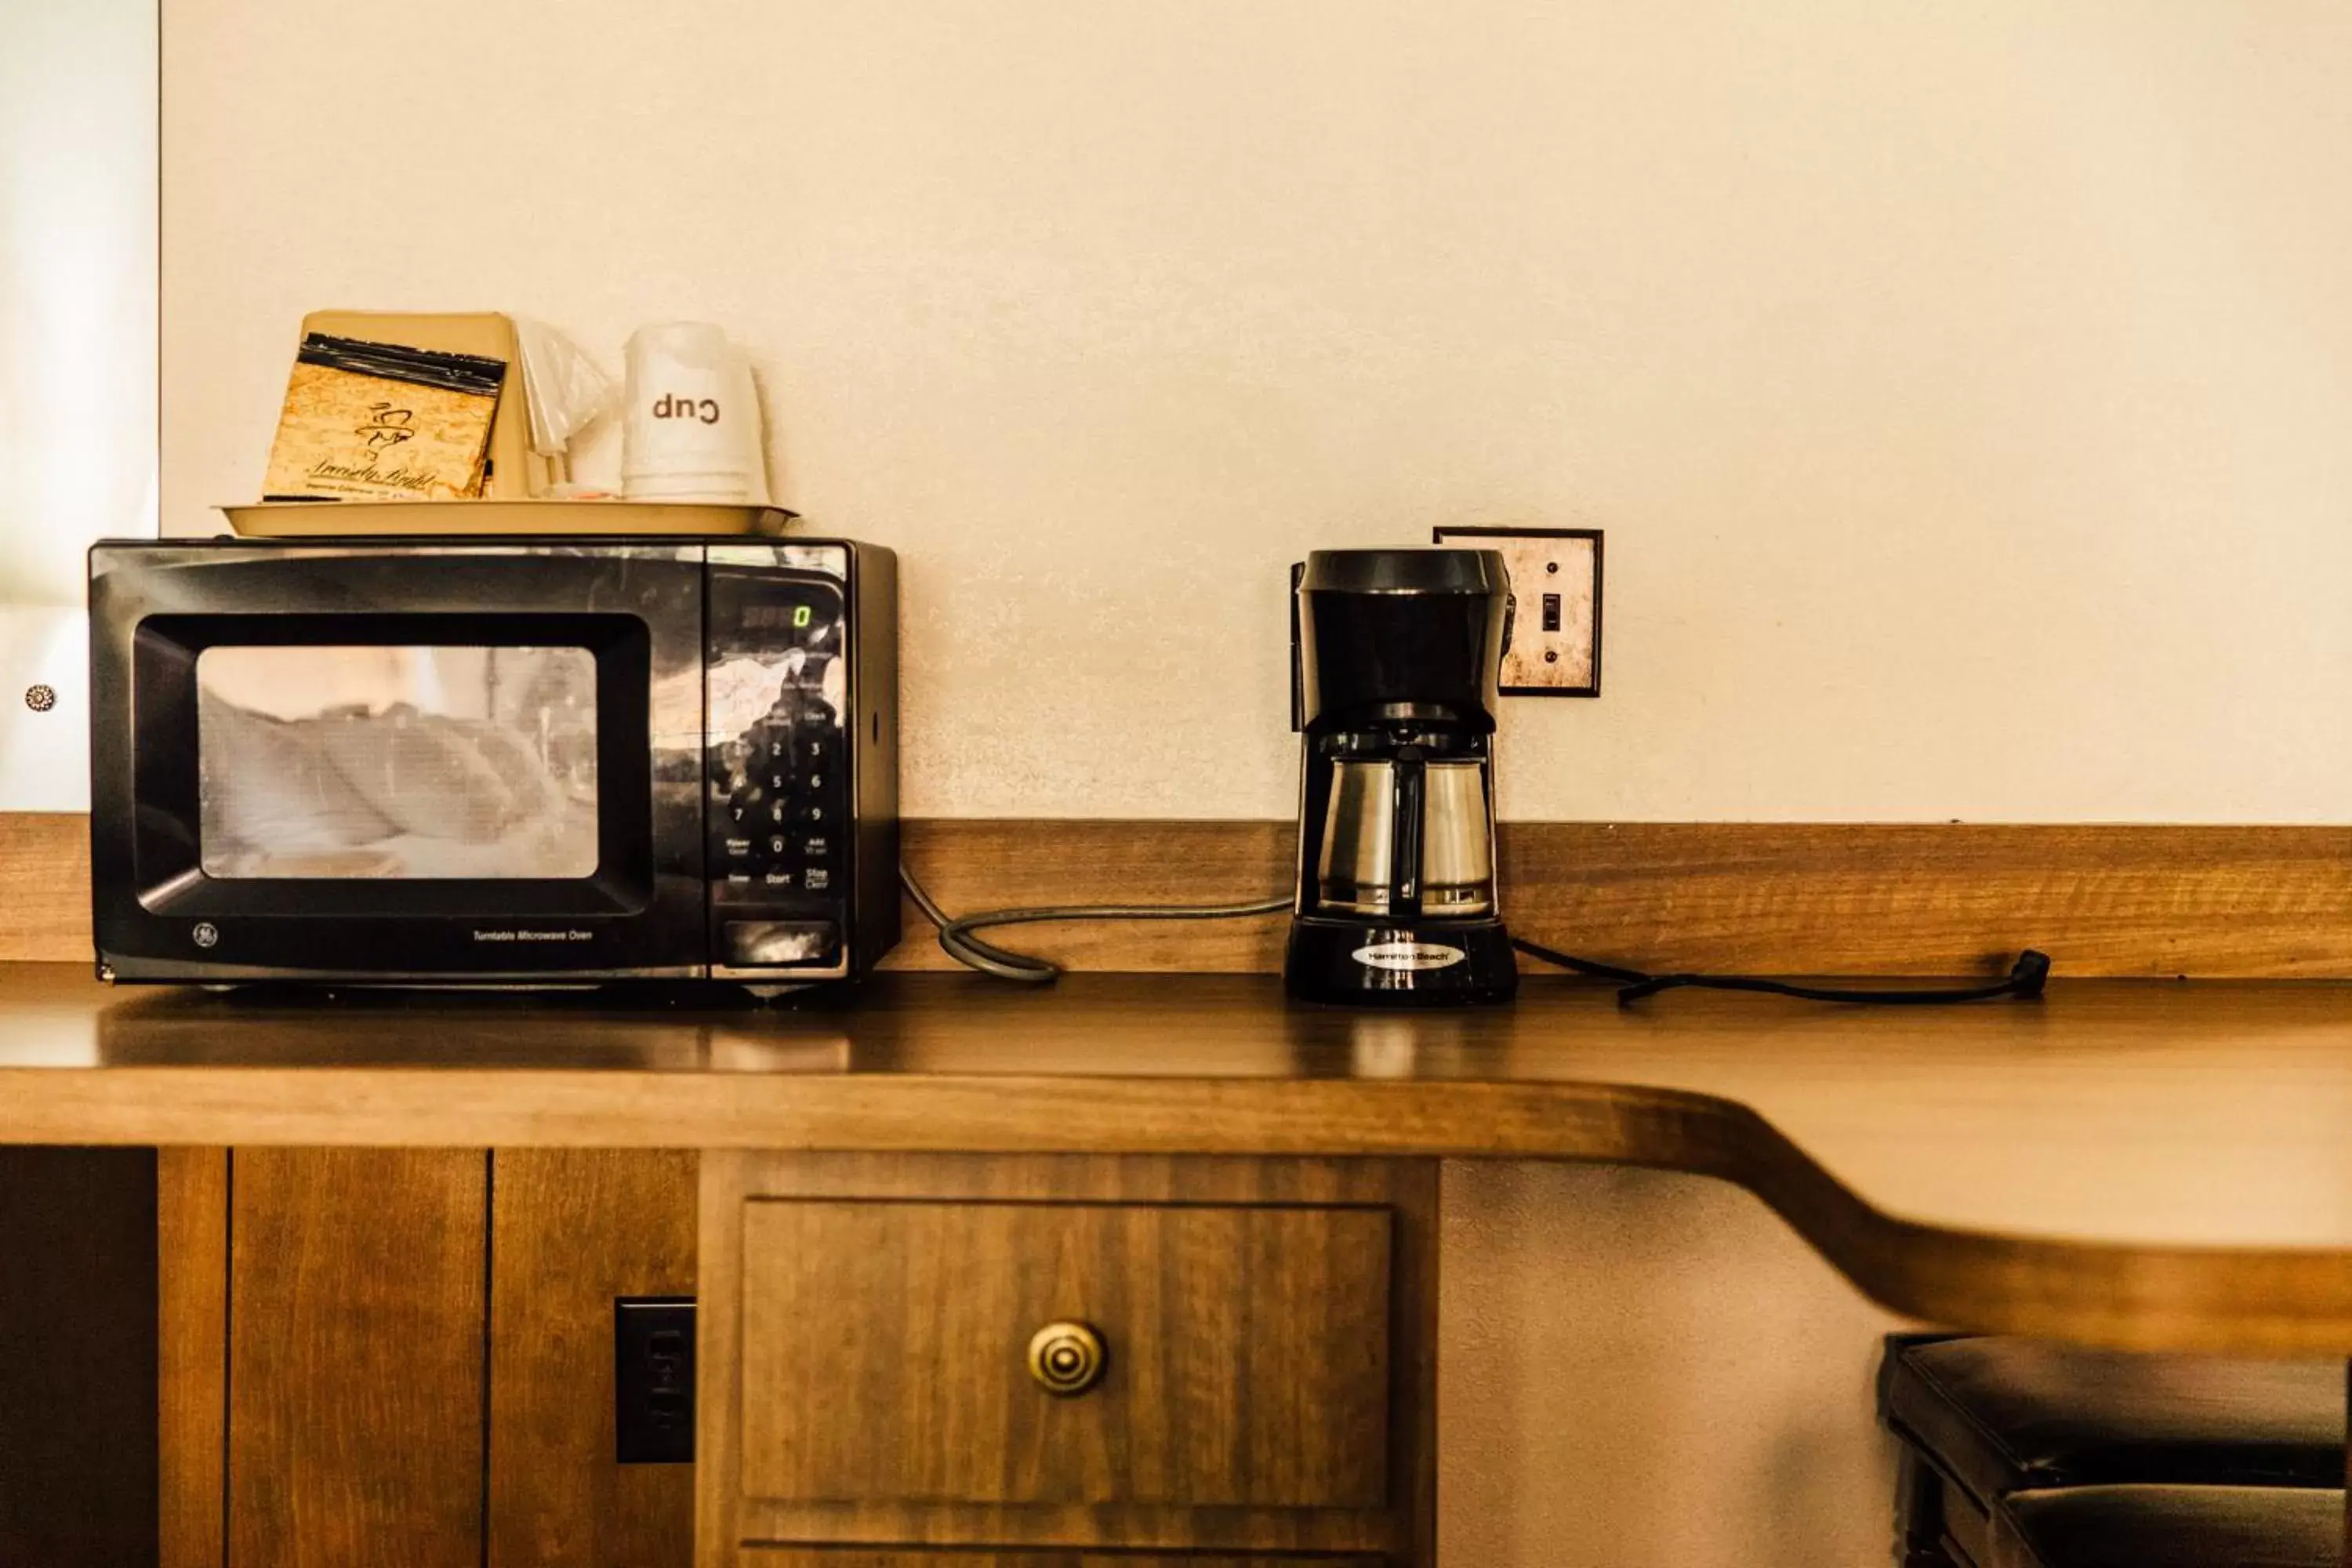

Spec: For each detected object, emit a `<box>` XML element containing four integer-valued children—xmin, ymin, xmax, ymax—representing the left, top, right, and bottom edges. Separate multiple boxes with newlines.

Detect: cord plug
<box><xmin>2008</xmin><ymin>949</ymin><xmax>2053</xmax><ymax>1000</ymax></box>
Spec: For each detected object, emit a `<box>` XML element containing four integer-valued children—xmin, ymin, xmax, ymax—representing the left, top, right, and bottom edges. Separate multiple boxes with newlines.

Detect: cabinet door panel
<box><xmin>489</xmin><ymin>1149</ymin><xmax>698</xmax><ymax>1568</ymax></box>
<box><xmin>227</xmin><ymin>1149</ymin><xmax>486</xmax><ymax>1568</ymax></box>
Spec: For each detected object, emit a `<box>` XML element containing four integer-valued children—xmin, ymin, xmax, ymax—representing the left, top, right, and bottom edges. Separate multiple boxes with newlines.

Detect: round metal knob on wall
<box><xmin>24</xmin><ymin>684</ymin><xmax>56</xmax><ymax>713</ymax></box>
<box><xmin>1025</xmin><ymin>1320</ymin><xmax>1106</xmax><ymax>1397</ymax></box>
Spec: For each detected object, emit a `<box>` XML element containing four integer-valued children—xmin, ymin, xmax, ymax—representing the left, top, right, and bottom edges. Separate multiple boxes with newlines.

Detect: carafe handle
<box><xmin>1388</xmin><ymin>751</ymin><xmax>1425</xmax><ymax>923</ymax></box>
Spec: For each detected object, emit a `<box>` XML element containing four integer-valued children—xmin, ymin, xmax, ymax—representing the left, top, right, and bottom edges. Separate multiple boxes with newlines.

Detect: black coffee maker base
<box><xmin>1283</xmin><ymin>917</ymin><xmax>1519</xmax><ymax>1007</ymax></box>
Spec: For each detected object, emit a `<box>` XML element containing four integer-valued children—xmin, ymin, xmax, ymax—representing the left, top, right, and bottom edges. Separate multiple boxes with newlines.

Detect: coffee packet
<box><xmin>261</xmin><ymin>334</ymin><xmax>506</xmax><ymax>501</ymax></box>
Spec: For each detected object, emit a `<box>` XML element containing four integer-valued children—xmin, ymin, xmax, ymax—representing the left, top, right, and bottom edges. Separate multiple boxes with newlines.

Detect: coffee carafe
<box><xmin>1286</xmin><ymin>549</ymin><xmax>1517</xmax><ymax>1005</ymax></box>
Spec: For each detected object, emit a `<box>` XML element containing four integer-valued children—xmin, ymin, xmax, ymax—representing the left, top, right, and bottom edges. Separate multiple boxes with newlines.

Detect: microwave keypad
<box><xmin>706</xmin><ymin>572</ymin><xmax>851</xmax><ymax>967</ymax></box>
<box><xmin>715</xmin><ymin>702</ymin><xmax>845</xmax><ymax>892</ymax></box>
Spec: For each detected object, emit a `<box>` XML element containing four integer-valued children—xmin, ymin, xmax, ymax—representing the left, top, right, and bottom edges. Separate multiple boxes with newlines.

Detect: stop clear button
<box><xmin>724</xmin><ymin>920</ymin><xmax>840</xmax><ymax>967</ymax></box>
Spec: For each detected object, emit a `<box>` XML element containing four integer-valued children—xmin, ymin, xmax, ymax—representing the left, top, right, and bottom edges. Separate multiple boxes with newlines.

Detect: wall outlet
<box><xmin>1432</xmin><ymin>527</ymin><xmax>1602</xmax><ymax>696</ymax></box>
<box><xmin>615</xmin><ymin>1296</ymin><xmax>695</xmax><ymax>1464</ymax></box>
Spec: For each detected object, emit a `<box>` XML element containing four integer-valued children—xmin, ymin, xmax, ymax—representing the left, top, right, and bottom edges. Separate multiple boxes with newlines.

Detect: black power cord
<box><xmin>901</xmin><ymin>863</ymin><xmax>1290</xmax><ymax>984</ymax></box>
<box><xmin>1512</xmin><ymin>936</ymin><xmax>2052</xmax><ymax>1007</ymax></box>
<box><xmin>903</xmin><ymin>861</ymin><xmax>2053</xmax><ymax>1006</ymax></box>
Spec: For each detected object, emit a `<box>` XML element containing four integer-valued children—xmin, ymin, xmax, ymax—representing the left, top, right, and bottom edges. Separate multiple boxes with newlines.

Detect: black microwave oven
<box><xmin>87</xmin><ymin>536</ymin><xmax>898</xmax><ymax>987</ymax></box>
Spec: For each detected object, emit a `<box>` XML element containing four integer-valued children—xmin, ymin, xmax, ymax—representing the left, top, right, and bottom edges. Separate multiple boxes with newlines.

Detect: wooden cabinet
<box><xmin>157</xmin><ymin>1149</ymin><xmax>1433</xmax><ymax>1568</ymax></box>
<box><xmin>700</xmin><ymin>1152</ymin><xmax>1436</xmax><ymax>1566</ymax></box>
<box><xmin>160</xmin><ymin>1148</ymin><xmax>700</xmax><ymax>1568</ymax></box>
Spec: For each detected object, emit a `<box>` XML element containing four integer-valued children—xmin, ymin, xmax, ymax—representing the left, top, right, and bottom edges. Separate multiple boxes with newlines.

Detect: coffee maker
<box><xmin>1286</xmin><ymin>549</ymin><xmax>1517</xmax><ymax>1005</ymax></box>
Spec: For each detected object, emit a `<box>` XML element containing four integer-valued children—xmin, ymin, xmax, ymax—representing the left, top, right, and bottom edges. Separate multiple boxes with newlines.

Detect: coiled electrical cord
<box><xmin>902</xmin><ymin>863</ymin><xmax>2052</xmax><ymax>1004</ymax></box>
<box><xmin>899</xmin><ymin>863</ymin><xmax>1291</xmax><ymax>984</ymax></box>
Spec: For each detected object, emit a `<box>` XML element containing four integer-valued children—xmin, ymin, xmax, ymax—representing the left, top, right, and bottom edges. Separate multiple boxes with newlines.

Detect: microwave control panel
<box><xmin>705</xmin><ymin>564</ymin><xmax>853</xmax><ymax>973</ymax></box>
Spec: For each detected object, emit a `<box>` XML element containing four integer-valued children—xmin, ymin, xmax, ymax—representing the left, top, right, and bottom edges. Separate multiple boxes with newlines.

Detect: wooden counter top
<box><xmin>5</xmin><ymin>962</ymin><xmax>2352</xmax><ymax>1352</ymax></box>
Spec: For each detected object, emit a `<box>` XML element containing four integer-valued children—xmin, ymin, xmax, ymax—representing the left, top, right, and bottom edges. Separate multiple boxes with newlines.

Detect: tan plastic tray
<box><xmin>222</xmin><ymin>499</ymin><xmax>796</xmax><ymax>538</ymax></box>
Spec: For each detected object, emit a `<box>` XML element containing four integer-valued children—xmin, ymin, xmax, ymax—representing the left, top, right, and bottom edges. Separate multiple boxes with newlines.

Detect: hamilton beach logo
<box><xmin>1351</xmin><ymin>940</ymin><xmax>1466</xmax><ymax>972</ymax></box>
<box><xmin>191</xmin><ymin>922</ymin><xmax>220</xmax><ymax>949</ymax></box>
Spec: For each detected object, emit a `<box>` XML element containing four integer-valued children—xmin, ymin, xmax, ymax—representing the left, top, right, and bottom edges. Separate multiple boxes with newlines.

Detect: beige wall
<box><xmin>159</xmin><ymin>3</ymin><xmax>2350</xmax><ymax>1563</ymax></box>
<box><xmin>162</xmin><ymin>0</ymin><xmax>2352</xmax><ymax>824</ymax></box>
<box><xmin>0</xmin><ymin>0</ymin><xmax>156</xmax><ymax>810</ymax></box>
<box><xmin>1442</xmin><ymin>1164</ymin><xmax>1905</xmax><ymax>1567</ymax></box>
<box><xmin>2</xmin><ymin>0</ymin><xmax>155</xmax><ymax>606</ymax></box>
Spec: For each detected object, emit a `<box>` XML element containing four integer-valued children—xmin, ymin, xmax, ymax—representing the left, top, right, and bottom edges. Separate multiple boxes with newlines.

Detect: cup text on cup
<box><xmin>651</xmin><ymin>394</ymin><xmax>722</xmax><ymax>424</ymax></box>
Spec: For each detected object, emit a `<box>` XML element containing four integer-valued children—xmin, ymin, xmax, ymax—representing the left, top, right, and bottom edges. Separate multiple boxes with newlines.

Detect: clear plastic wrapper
<box><xmin>513</xmin><ymin>316</ymin><xmax>616</xmax><ymax>459</ymax></box>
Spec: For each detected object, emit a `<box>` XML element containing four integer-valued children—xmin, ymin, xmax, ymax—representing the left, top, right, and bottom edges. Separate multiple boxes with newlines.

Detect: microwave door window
<box><xmin>194</xmin><ymin>645</ymin><xmax>599</xmax><ymax>880</ymax></box>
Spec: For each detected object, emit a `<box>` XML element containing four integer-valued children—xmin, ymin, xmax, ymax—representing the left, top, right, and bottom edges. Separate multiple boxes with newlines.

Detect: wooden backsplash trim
<box><xmin>7</xmin><ymin>813</ymin><xmax>2351</xmax><ymax>977</ymax></box>
<box><xmin>0</xmin><ymin>814</ymin><xmax>91</xmax><ymax>968</ymax></box>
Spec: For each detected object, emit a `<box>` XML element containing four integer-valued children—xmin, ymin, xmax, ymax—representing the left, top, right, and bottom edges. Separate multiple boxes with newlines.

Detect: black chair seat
<box><xmin>1993</xmin><ymin>1484</ymin><xmax>2345</xmax><ymax>1568</ymax></box>
<box><xmin>1883</xmin><ymin>1337</ymin><xmax>2347</xmax><ymax>1506</ymax></box>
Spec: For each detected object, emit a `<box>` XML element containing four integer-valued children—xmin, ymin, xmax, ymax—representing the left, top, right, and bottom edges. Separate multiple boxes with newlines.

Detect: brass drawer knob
<box><xmin>1026</xmin><ymin>1320</ymin><xmax>1106</xmax><ymax>1396</ymax></box>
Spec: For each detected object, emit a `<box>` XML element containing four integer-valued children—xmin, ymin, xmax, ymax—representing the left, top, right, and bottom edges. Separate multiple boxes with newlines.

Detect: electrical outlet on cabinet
<box><xmin>1432</xmin><ymin>527</ymin><xmax>1601</xmax><ymax>697</ymax></box>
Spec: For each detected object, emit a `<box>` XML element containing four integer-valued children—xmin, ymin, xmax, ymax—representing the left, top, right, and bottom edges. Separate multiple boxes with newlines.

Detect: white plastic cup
<box><xmin>622</xmin><ymin>323</ymin><xmax>769</xmax><ymax>504</ymax></box>
<box><xmin>622</xmin><ymin>470</ymin><xmax>760</xmax><ymax>503</ymax></box>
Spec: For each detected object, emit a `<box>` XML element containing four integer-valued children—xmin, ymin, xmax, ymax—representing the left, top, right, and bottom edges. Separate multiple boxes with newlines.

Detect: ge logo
<box><xmin>191</xmin><ymin>922</ymin><xmax>220</xmax><ymax>949</ymax></box>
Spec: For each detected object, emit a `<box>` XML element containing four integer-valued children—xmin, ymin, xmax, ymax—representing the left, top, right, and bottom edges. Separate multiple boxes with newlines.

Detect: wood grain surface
<box><xmin>900</xmin><ymin>821</ymin><xmax>2352</xmax><ymax>978</ymax></box>
<box><xmin>7</xmin><ymin>965</ymin><xmax>2352</xmax><ymax>1352</ymax></box>
<box><xmin>737</xmin><ymin>1555</ymin><xmax>1374</xmax><ymax>1566</ymax></box>
<box><xmin>227</xmin><ymin>1149</ymin><xmax>488</xmax><ymax>1568</ymax></box>
<box><xmin>488</xmin><ymin>1149</ymin><xmax>698</xmax><ymax>1568</ymax></box>
<box><xmin>738</xmin><ymin>1201</ymin><xmax>1391</xmax><ymax>1508</ymax></box>
<box><xmin>0</xmin><ymin>815</ymin><xmax>86</xmax><ymax>964</ymax></box>
<box><xmin>17</xmin><ymin>810</ymin><xmax>2352</xmax><ymax>975</ymax></box>
<box><xmin>0</xmin><ymin>1148</ymin><xmax>157</xmax><ymax>1567</ymax></box>
<box><xmin>702</xmin><ymin>1155</ymin><xmax>1436</xmax><ymax>1563</ymax></box>
<box><xmin>158</xmin><ymin>1147</ymin><xmax>227</xmax><ymax>1568</ymax></box>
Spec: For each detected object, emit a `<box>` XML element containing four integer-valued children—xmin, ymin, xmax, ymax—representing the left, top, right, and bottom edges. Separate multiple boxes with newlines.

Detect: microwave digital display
<box><xmin>741</xmin><ymin>601</ymin><xmax>817</xmax><ymax>631</ymax></box>
<box><xmin>194</xmin><ymin>644</ymin><xmax>600</xmax><ymax>881</ymax></box>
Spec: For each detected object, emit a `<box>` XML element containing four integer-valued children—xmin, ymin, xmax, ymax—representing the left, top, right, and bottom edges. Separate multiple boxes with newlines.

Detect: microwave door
<box><xmin>88</xmin><ymin>543</ymin><xmax>708</xmax><ymax>982</ymax></box>
<box><xmin>195</xmin><ymin>644</ymin><xmax>604</xmax><ymax>881</ymax></box>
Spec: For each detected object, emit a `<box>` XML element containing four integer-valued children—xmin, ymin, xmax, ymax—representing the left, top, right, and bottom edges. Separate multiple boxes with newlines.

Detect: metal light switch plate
<box><xmin>1431</xmin><ymin>527</ymin><xmax>1602</xmax><ymax>696</ymax></box>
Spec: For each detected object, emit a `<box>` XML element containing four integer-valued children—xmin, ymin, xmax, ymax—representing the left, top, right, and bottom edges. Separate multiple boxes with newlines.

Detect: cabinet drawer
<box><xmin>737</xmin><ymin>1199</ymin><xmax>1392</xmax><ymax>1509</ymax></box>
<box><xmin>741</xmin><ymin>1554</ymin><xmax>1374</xmax><ymax>1566</ymax></box>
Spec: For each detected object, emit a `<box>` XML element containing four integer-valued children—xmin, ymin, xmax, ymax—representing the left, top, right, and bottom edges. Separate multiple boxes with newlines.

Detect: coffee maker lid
<box><xmin>1300</xmin><ymin>549</ymin><xmax>1508</xmax><ymax>595</ymax></box>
